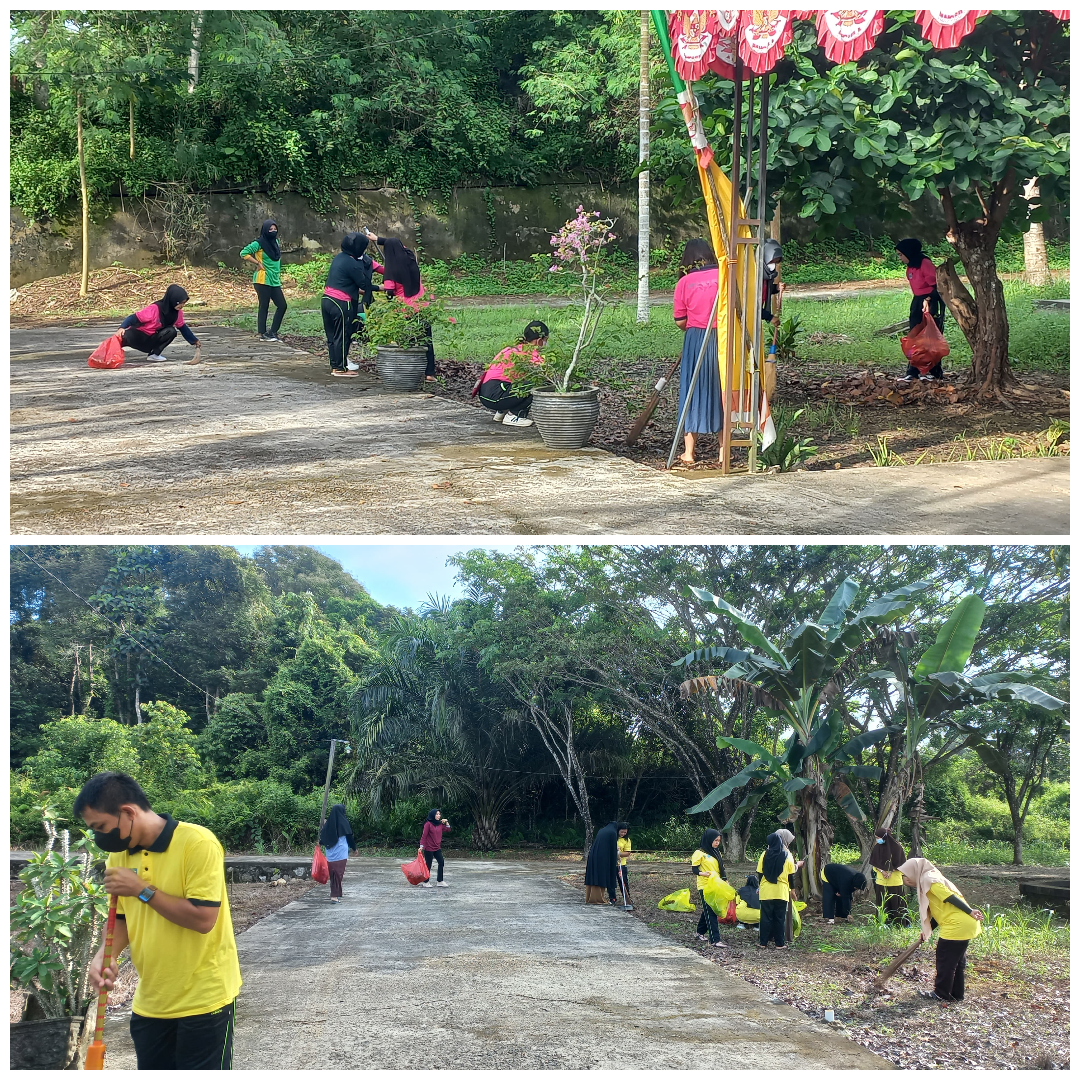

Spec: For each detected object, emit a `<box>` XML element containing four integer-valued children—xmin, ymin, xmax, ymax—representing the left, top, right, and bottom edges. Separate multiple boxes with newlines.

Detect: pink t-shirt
<box><xmin>673</xmin><ymin>268</ymin><xmax>719</xmax><ymax>329</ymax></box>
<box><xmin>482</xmin><ymin>343</ymin><xmax>543</xmax><ymax>383</ymax></box>
<box><xmin>906</xmin><ymin>260</ymin><xmax>937</xmax><ymax>296</ymax></box>
<box><xmin>133</xmin><ymin>303</ymin><xmax>187</xmax><ymax>335</ymax></box>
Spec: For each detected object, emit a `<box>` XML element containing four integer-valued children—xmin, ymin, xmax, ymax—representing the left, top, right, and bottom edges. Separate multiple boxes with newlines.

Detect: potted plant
<box><xmin>363</xmin><ymin>292</ymin><xmax>455</xmax><ymax>392</ymax></box>
<box><xmin>510</xmin><ymin>207</ymin><xmax>618</xmax><ymax>449</ymax></box>
<box><xmin>10</xmin><ymin>806</ymin><xmax>109</xmax><ymax>1070</ymax></box>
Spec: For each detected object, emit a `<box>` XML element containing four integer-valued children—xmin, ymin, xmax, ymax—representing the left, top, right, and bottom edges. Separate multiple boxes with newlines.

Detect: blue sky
<box><xmin>234</xmin><ymin>544</ymin><xmax>522</xmax><ymax>610</ymax></box>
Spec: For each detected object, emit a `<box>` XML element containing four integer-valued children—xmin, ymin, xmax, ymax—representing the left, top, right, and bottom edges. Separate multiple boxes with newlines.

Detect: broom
<box><xmin>871</xmin><ymin>935</ymin><xmax>925</xmax><ymax>991</ymax></box>
<box><xmin>84</xmin><ymin>894</ymin><xmax>118</xmax><ymax>1070</ymax></box>
<box><xmin>625</xmin><ymin>356</ymin><xmax>681</xmax><ymax>446</ymax></box>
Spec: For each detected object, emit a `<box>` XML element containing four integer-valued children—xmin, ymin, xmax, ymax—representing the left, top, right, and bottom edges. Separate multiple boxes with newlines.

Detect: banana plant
<box><xmin>855</xmin><ymin>593</ymin><xmax>1067</xmax><ymax>852</ymax></box>
<box><xmin>674</xmin><ymin>576</ymin><xmax>930</xmax><ymax>897</ymax></box>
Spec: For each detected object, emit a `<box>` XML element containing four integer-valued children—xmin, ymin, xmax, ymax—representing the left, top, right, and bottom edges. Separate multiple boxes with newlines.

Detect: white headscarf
<box><xmin>897</xmin><ymin>857</ymin><xmax>961</xmax><ymax>938</ymax></box>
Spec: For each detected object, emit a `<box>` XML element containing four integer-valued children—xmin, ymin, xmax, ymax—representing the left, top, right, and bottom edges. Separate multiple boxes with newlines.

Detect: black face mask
<box><xmin>93</xmin><ymin>812</ymin><xmax>136</xmax><ymax>853</ymax></box>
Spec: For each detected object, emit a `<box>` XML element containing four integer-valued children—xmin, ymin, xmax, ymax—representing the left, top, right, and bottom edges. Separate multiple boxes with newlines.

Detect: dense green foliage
<box><xmin>11</xmin><ymin>545</ymin><xmax>1069</xmax><ymax>867</ymax></box>
<box><xmin>10</xmin><ymin>11</ymin><xmax>662</xmax><ymax>219</ymax></box>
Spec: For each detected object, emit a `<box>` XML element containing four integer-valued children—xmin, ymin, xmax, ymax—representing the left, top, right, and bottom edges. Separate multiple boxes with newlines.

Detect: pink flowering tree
<box><xmin>546</xmin><ymin>206</ymin><xmax>618</xmax><ymax>393</ymax></box>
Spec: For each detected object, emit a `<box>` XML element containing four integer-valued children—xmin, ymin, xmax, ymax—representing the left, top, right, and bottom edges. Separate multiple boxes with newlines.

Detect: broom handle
<box><xmin>92</xmin><ymin>895</ymin><xmax>118</xmax><ymax>1044</ymax></box>
<box><xmin>874</xmin><ymin>935</ymin><xmax>925</xmax><ymax>987</ymax></box>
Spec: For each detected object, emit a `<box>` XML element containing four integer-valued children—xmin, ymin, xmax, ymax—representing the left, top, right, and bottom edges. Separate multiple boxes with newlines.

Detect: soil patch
<box><xmin>558</xmin><ymin>861</ymin><xmax>1069</xmax><ymax>1070</ymax></box>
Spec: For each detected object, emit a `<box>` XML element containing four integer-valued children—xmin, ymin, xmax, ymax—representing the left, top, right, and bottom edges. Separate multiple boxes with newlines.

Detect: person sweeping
<box><xmin>820</xmin><ymin>862</ymin><xmax>867</xmax><ymax>924</ymax></box>
<box><xmin>77</xmin><ymin>771</ymin><xmax>241</xmax><ymax>1070</ymax></box>
<box><xmin>419</xmin><ymin>809</ymin><xmax>451</xmax><ymax>888</ymax></box>
<box><xmin>584</xmin><ymin>821</ymin><xmax>621</xmax><ymax>904</ymax></box>
<box><xmin>898</xmin><ymin>857</ymin><xmax>984</xmax><ymax>1003</ymax></box>
<box><xmin>616</xmin><ymin>823</ymin><xmax>632</xmax><ymax>904</ymax></box>
<box><xmin>870</xmin><ymin>827</ymin><xmax>910</xmax><ymax>925</ymax></box>
<box><xmin>321</xmin><ymin>233</ymin><xmax>377</xmax><ymax>377</ymax></box>
<box><xmin>320</xmin><ymin>802</ymin><xmax>356</xmax><ymax>904</ymax></box>
<box><xmin>756</xmin><ymin>830</ymin><xmax>803</xmax><ymax>950</ymax></box>
<box><xmin>690</xmin><ymin>828</ymin><xmax>728</xmax><ymax>948</ymax></box>
<box><xmin>241</xmin><ymin>219</ymin><xmax>287</xmax><ymax>341</ymax></box>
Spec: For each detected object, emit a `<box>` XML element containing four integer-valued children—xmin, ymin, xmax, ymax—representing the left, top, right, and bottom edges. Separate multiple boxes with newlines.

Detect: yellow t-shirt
<box><xmin>756</xmin><ymin>852</ymin><xmax>797</xmax><ymax>903</ymax></box>
<box><xmin>110</xmin><ymin>817</ymin><xmax>242</xmax><ymax>1019</ymax></box>
<box><xmin>927</xmin><ymin>881</ymin><xmax>981</xmax><ymax>941</ymax></box>
<box><xmin>874</xmin><ymin>868</ymin><xmax>904</xmax><ymax>888</ymax></box>
<box><xmin>617</xmin><ymin>837</ymin><xmax>631</xmax><ymax>867</ymax></box>
<box><xmin>690</xmin><ymin>849</ymin><xmax>720</xmax><ymax>892</ymax></box>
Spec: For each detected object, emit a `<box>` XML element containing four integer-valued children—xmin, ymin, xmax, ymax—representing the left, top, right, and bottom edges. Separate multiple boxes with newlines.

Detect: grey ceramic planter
<box><xmin>375</xmin><ymin>346</ymin><xmax>428</xmax><ymax>391</ymax></box>
<box><xmin>10</xmin><ymin>1014</ymin><xmax>88</xmax><ymax>1069</ymax></box>
<box><xmin>530</xmin><ymin>387</ymin><xmax>600</xmax><ymax>450</ymax></box>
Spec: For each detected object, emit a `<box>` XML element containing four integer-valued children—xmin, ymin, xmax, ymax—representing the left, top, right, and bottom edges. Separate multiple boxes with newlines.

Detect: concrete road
<box><xmin>104</xmin><ymin>857</ymin><xmax>887</xmax><ymax>1069</ymax></box>
<box><xmin>11</xmin><ymin>326</ymin><xmax>1068</xmax><ymax>535</ymax></box>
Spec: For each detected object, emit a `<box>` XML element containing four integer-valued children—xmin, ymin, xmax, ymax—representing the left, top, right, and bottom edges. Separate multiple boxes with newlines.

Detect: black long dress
<box><xmin>584</xmin><ymin>822</ymin><xmax>620</xmax><ymax>900</ymax></box>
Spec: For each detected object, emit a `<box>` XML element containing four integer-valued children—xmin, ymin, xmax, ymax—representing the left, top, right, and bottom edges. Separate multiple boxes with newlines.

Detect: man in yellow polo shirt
<box><xmin>77</xmin><ymin>771</ymin><xmax>241</xmax><ymax>1070</ymax></box>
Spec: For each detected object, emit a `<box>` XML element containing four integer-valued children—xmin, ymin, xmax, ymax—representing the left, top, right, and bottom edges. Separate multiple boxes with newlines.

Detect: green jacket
<box><xmin>240</xmin><ymin>240</ymin><xmax>282</xmax><ymax>287</ymax></box>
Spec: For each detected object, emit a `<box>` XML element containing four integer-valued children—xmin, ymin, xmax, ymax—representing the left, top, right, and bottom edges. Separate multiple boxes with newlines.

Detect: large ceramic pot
<box><xmin>10</xmin><ymin>1014</ymin><xmax>89</xmax><ymax>1070</ymax></box>
<box><xmin>530</xmin><ymin>387</ymin><xmax>600</xmax><ymax>450</ymax></box>
<box><xmin>375</xmin><ymin>346</ymin><xmax>428</xmax><ymax>391</ymax></box>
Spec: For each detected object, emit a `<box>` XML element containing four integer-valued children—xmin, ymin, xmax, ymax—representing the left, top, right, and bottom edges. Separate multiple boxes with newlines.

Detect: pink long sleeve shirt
<box><xmin>420</xmin><ymin>821</ymin><xmax>449</xmax><ymax>852</ymax></box>
<box><xmin>906</xmin><ymin>259</ymin><xmax>938</xmax><ymax>297</ymax></box>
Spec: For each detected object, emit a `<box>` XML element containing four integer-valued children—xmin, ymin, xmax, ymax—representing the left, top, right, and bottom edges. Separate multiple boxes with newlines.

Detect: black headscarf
<box><xmin>378</xmin><ymin>236</ymin><xmax>421</xmax><ymax>298</ymax></box>
<box><xmin>761</xmin><ymin>831</ymin><xmax>789</xmax><ymax>885</ymax></box>
<box><xmin>699</xmin><ymin>828</ymin><xmax>720</xmax><ymax>853</ymax></box>
<box><xmin>342</xmin><ymin>232</ymin><xmax>366</xmax><ymax>259</ymax></box>
<box><xmin>155</xmin><ymin>284</ymin><xmax>189</xmax><ymax>328</ymax></box>
<box><xmin>738</xmin><ymin>873</ymin><xmax>760</xmax><ymax>909</ymax></box>
<box><xmin>894</xmin><ymin>237</ymin><xmax>927</xmax><ymax>269</ymax></box>
<box><xmin>425</xmin><ymin>809</ymin><xmax>440</xmax><ymax>824</ymax></box>
<box><xmin>869</xmin><ymin>827</ymin><xmax>907</xmax><ymax>873</ymax></box>
<box><xmin>319</xmin><ymin>803</ymin><xmax>354</xmax><ymax>848</ymax></box>
<box><xmin>258</xmin><ymin>219</ymin><xmax>281</xmax><ymax>262</ymax></box>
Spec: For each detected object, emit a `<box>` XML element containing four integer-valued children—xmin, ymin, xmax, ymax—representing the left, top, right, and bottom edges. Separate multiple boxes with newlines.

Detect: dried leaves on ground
<box><xmin>559</xmin><ymin>862</ymin><xmax>1069</xmax><ymax>1071</ymax></box>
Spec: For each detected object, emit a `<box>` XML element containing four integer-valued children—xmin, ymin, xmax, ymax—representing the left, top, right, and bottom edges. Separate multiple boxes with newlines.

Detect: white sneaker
<box><xmin>502</xmin><ymin>414</ymin><xmax>534</xmax><ymax>427</ymax></box>
<box><xmin>919</xmin><ymin>374</ymin><xmax>935</xmax><ymax>382</ymax></box>
<box><xmin>421</xmin><ymin>881</ymin><xmax>434</xmax><ymax>889</ymax></box>
<box><xmin>436</xmin><ymin>881</ymin><xmax>448</xmax><ymax>888</ymax></box>
<box><xmin>346</xmin><ymin>360</ymin><xmax>360</xmax><ymax>371</ymax></box>
<box><xmin>147</xmin><ymin>353</ymin><xmax>168</xmax><ymax>362</ymax></box>
<box><xmin>896</xmin><ymin>374</ymin><xmax>913</xmax><ymax>383</ymax></box>
<box><xmin>491</xmin><ymin>412</ymin><xmax>506</xmax><ymax>422</ymax></box>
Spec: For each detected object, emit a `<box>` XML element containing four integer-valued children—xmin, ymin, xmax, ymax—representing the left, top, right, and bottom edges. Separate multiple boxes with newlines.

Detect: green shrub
<box><xmin>21</xmin><ymin>715</ymin><xmax>140</xmax><ymax>792</ymax></box>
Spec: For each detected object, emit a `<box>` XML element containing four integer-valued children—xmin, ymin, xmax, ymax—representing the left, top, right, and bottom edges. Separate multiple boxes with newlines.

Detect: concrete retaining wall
<box><xmin>10</xmin><ymin>851</ymin><xmax>316</xmax><ymax>882</ymax></box>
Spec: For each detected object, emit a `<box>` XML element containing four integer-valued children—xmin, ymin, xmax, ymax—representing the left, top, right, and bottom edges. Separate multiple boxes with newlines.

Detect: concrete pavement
<box><xmin>11</xmin><ymin>326</ymin><xmax>1068</xmax><ymax>535</ymax></box>
<box><xmin>103</xmin><ymin>857</ymin><xmax>888</xmax><ymax>1069</ymax></box>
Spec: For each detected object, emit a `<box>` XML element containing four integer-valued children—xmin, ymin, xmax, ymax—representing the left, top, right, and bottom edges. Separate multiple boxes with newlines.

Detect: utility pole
<box><xmin>318</xmin><ymin>738</ymin><xmax>352</xmax><ymax>835</ymax></box>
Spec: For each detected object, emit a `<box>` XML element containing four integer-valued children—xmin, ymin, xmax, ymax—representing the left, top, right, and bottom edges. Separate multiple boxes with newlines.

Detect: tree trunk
<box><xmin>770</xmin><ymin>201</ymin><xmax>781</xmax><ymax>242</ymax></box>
<box><xmin>129</xmin><ymin>95</ymin><xmax>135</xmax><ymax>160</ymax></box>
<box><xmin>76</xmin><ymin>92</ymin><xmax>90</xmax><ymax>298</ymax></box>
<box><xmin>188</xmin><ymin>12</ymin><xmax>204</xmax><ymax>93</ymax></box>
<box><xmin>1021</xmin><ymin>179</ymin><xmax>1051</xmax><ymax>285</ymax></box>
<box><xmin>134</xmin><ymin>686</ymin><xmax>143</xmax><ymax>724</ymax></box>
<box><xmin>937</xmin><ymin>176</ymin><xmax>1017</xmax><ymax>396</ymax></box>
<box><xmin>636</xmin><ymin>10</ymin><xmax>650</xmax><ymax>324</ymax></box>
<box><xmin>1002</xmin><ymin>779</ymin><xmax>1024</xmax><ymax>866</ymax></box>
<box><xmin>798</xmin><ymin>770</ymin><xmax>833</xmax><ymax>899</ymax></box>
<box><xmin>908</xmin><ymin>781</ymin><xmax>926</xmax><ymax>858</ymax></box>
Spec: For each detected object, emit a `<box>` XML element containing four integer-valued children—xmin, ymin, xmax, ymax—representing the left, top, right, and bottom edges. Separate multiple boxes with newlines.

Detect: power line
<box><xmin>13</xmin><ymin>547</ymin><xmax>216</xmax><ymax>704</ymax></box>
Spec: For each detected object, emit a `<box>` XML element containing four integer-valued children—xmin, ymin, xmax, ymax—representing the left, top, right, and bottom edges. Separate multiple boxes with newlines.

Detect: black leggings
<box><xmin>255</xmin><ymin>283</ymin><xmax>287</xmax><ymax>336</ymax></box>
<box><xmin>422</xmin><ymin>848</ymin><xmax>444</xmax><ymax>882</ymax></box>
<box><xmin>478</xmin><ymin>379</ymin><xmax>532</xmax><ymax>417</ymax></box>
<box><xmin>121</xmin><ymin>326</ymin><xmax>177</xmax><ymax>356</ymax></box>
<box><xmin>935</xmin><ymin>937</ymin><xmax>970</xmax><ymax>1001</ymax></box>
<box><xmin>759</xmin><ymin>898</ymin><xmax>787</xmax><ymax>947</ymax></box>
<box><xmin>822</xmin><ymin>882</ymin><xmax>852</xmax><ymax>920</ymax></box>
<box><xmin>321</xmin><ymin>296</ymin><xmax>357</xmax><ymax>371</ymax></box>
<box><xmin>696</xmin><ymin>901</ymin><xmax>720</xmax><ymax>943</ymax></box>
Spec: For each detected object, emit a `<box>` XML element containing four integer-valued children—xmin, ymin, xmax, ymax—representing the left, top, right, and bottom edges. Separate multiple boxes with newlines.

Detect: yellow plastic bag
<box><xmin>701</xmin><ymin>874</ymin><xmax>736</xmax><ymax>914</ymax></box>
<box><xmin>735</xmin><ymin>899</ymin><xmax>761</xmax><ymax>925</ymax></box>
<box><xmin>658</xmin><ymin>888</ymin><xmax>696</xmax><ymax>912</ymax></box>
<box><xmin>792</xmin><ymin>900</ymin><xmax>807</xmax><ymax>939</ymax></box>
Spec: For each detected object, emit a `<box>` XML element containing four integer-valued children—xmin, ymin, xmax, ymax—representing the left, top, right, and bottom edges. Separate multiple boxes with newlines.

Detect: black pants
<box><xmin>617</xmin><ymin>865</ymin><xmax>630</xmax><ymax>902</ymax></box>
<box><xmin>422</xmin><ymin>848</ymin><xmax>444</xmax><ymax>882</ymax></box>
<box><xmin>478</xmin><ymin>379</ymin><xmax>532</xmax><ymax>418</ymax></box>
<box><xmin>759</xmin><ymin>898</ymin><xmax>787</xmax><ymax>947</ymax></box>
<box><xmin>875</xmin><ymin>883</ymin><xmax>910</xmax><ymax>925</ymax></box>
<box><xmin>822</xmin><ymin>882</ymin><xmax>852</xmax><ymax>920</ymax></box>
<box><xmin>696</xmin><ymin>901</ymin><xmax>720</xmax><ymax>944</ymax></box>
<box><xmin>122</xmin><ymin>326</ymin><xmax>177</xmax><ymax>357</ymax></box>
<box><xmin>935</xmin><ymin>937</ymin><xmax>970</xmax><ymax>1001</ymax></box>
<box><xmin>423</xmin><ymin>322</ymin><xmax>435</xmax><ymax>376</ymax></box>
<box><xmin>321</xmin><ymin>296</ymin><xmax>357</xmax><ymax>371</ymax></box>
<box><xmin>254</xmin><ymin>283</ymin><xmax>287</xmax><ymax>336</ymax></box>
<box><xmin>130</xmin><ymin>1000</ymin><xmax>235</xmax><ymax>1070</ymax></box>
<box><xmin>909</xmin><ymin>289</ymin><xmax>946</xmax><ymax>332</ymax></box>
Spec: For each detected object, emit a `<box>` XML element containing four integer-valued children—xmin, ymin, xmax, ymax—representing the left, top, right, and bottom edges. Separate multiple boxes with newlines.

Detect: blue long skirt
<box><xmin>678</xmin><ymin>325</ymin><xmax>722</xmax><ymax>435</ymax></box>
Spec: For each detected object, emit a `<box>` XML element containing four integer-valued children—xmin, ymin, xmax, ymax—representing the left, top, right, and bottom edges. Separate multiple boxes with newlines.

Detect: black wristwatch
<box><xmin>137</xmin><ymin>885</ymin><xmax>158</xmax><ymax>904</ymax></box>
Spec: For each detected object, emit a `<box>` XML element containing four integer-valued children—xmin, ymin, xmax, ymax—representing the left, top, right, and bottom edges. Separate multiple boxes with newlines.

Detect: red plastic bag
<box><xmin>88</xmin><ymin>332</ymin><xmax>125</xmax><ymax>369</ymax></box>
<box><xmin>718</xmin><ymin>898</ymin><xmax>738</xmax><ymax>925</ymax></box>
<box><xmin>900</xmin><ymin>305</ymin><xmax>950</xmax><ymax>374</ymax></box>
<box><xmin>401</xmin><ymin>847</ymin><xmax>430</xmax><ymax>886</ymax></box>
<box><xmin>311</xmin><ymin>843</ymin><xmax>329</xmax><ymax>884</ymax></box>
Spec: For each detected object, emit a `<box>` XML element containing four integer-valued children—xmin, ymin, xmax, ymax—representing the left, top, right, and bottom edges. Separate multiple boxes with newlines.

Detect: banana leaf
<box><xmin>717</xmin><ymin>735</ymin><xmax>780</xmax><ymax>769</ymax></box>
<box><xmin>674</xmin><ymin>645</ymin><xmax>754</xmax><ymax>669</ymax></box>
<box><xmin>802</xmin><ymin>719</ymin><xmax>835</xmax><ymax>759</ymax></box>
<box><xmin>782</xmin><ymin>731</ymin><xmax>807</xmax><ymax>775</ymax></box>
<box><xmin>850</xmin><ymin>581</ymin><xmax>931</xmax><ymax>625</ymax></box>
<box><xmin>831</xmin><ymin>778</ymin><xmax>868</xmax><ymax>821</ymax></box>
<box><xmin>687</xmin><ymin>587</ymin><xmax>789</xmax><ymax>666</ymax></box>
<box><xmin>971</xmin><ymin>681</ymin><xmax>1067</xmax><ymax>712</ymax></box>
<box><xmin>834</xmin><ymin>763</ymin><xmax>882</xmax><ymax>779</ymax></box>
<box><xmin>837</xmin><ymin>725</ymin><xmax>898</xmax><ymax>760</ymax></box>
<box><xmin>818</xmin><ymin>577</ymin><xmax>859</xmax><ymax>627</ymax></box>
<box><xmin>783</xmin><ymin>777</ymin><xmax>815</xmax><ymax>792</ymax></box>
<box><xmin>974</xmin><ymin>743</ymin><xmax>1011</xmax><ymax>775</ymax></box>
<box><xmin>721</xmin><ymin>785</ymin><xmax>772</xmax><ymax>832</ymax></box>
<box><xmin>785</xmin><ymin>622</ymin><xmax>834</xmax><ymax>692</ymax></box>
<box><xmin>686</xmin><ymin>759</ymin><xmax>770</xmax><ymax>813</ymax></box>
<box><xmin>914</xmin><ymin>594</ymin><xmax>986</xmax><ymax>679</ymax></box>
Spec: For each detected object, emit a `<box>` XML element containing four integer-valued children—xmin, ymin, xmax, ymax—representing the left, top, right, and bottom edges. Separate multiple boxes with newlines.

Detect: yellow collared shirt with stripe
<box><xmin>927</xmin><ymin>882</ymin><xmax>982</xmax><ymax>941</ymax></box>
<box><xmin>756</xmin><ymin>852</ymin><xmax>797</xmax><ymax>903</ymax></box>
<box><xmin>690</xmin><ymin>848</ymin><xmax>720</xmax><ymax>892</ymax></box>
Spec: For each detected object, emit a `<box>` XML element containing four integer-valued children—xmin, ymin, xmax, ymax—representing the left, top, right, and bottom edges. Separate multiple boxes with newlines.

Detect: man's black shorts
<box><xmin>129</xmin><ymin>999</ymin><xmax>235</xmax><ymax>1070</ymax></box>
